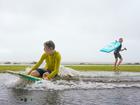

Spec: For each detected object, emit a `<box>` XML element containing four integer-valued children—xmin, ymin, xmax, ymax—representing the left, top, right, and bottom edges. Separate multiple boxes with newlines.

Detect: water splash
<box><xmin>2</xmin><ymin>66</ymin><xmax>140</xmax><ymax>90</ymax></box>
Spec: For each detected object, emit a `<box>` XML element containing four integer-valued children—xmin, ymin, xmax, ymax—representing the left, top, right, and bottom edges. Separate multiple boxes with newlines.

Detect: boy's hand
<box><xmin>44</xmin><ymin>77</ymin><xmax>49</xmax><ymax>80</ymax></box>
<box><xmin>27</xmin><ymin>70</ymin><xmax>32</xmax><ymax>75</ymax></box>
<box><xmin>43</xmin><ymin>72</ymin><xmax>50</xmax><ymax>80</ymax></box>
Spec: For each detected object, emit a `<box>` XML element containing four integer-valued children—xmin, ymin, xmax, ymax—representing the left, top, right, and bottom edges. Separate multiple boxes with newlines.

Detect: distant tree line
<box><xmin>0</xmin><ymin>61</ymin><xmax>140</xmax><ymax>65</ymax></box>
<box><xmin>79</xmin><ymin>62</ymin><xmax>140</xmax><ymax>65</ymax></box>
<box><xmin>1</xmin><ymin>61</ymin><xmax>37</xmax><ymax>64</ymax></box>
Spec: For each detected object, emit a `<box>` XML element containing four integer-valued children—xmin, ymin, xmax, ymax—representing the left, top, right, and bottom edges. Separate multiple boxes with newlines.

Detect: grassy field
<box><xmin>0</xmin><ymin>65</ymin><xmax>140</xmax><ymax>72</ymax></box>
<box><xmin>0</xmin><ymin>65</ymin><xmax>28</xmax><ymax>72</ymax></box>
<box><xmin>66</xmin><ymin>65</ymin><xmax>140</xmax><ymax>72</ymax></box>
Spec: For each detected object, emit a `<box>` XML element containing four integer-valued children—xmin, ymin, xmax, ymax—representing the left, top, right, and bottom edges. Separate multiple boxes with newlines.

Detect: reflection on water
<box><xmin>0</xmin><ymin>87</ymin><xmax>140</xmax><ymax>105</ymax></box>
<box><xmin>9</xmin><ymin>89</ymin><xmax>60</xmax><ymax>105</ymax></box>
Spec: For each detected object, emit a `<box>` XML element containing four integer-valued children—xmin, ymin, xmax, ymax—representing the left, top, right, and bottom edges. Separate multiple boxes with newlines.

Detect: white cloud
<box><xmin>0</xmin><ymin>48</ymin><xmax>13</xmax><ymax>54</ymax></box>
<box><xmin>0</xmin><ymin>0</ymin><xmax>140</xmax><ymax>63</ymax></box>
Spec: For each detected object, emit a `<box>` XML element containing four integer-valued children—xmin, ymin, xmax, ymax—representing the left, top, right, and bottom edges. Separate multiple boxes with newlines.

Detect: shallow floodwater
<box><xmin>0</xmin><ymin>69</ymin><xmax>140</xmax><ymax>105</ymax></box>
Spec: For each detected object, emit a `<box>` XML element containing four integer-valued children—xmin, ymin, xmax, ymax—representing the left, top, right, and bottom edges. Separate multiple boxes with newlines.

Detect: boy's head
<box><xmin>119</xmin><ymin>38</ymin><xmax>123</xmax><ymax>43</ymax></box>
<box><xmin>44</xmin><ymin>40</ymin><xmax>55</xmax><ymax>54</ymax></box>
<box><xmin>44</xmin><ymin>40</ymin><xmax>55</xmax><ymax>50</ymax></box>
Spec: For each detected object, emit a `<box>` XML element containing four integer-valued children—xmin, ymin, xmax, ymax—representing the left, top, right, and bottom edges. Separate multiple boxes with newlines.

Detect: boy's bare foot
<box><xmin>113</xmin><ymin>67</ymin><xmax>116</xmax><ymax>70</ymax></box>
<box><xmin>116</xmin><ymin>67</ymin><xmax>120</xmax><ymax>70</ymax></box>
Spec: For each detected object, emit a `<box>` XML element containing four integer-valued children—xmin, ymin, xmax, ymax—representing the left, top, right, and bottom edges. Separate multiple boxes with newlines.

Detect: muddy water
<box><xmin>0</xmin><ymin>71</ymin><xmax>140</xmax><ymax>105</ymax></box>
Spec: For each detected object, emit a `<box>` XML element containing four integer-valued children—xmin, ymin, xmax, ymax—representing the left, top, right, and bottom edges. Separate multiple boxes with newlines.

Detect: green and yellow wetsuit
<box><xmin>31</xmin><ymin>51</ymin><xmax>61</xmax><ymax>79</ymax></box>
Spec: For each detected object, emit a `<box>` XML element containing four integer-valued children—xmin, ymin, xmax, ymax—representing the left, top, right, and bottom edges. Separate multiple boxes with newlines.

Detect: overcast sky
<box><xmin>0</xmin><ymin>0</ymin><xmax>140</xmax><ymax>63</ymax></box>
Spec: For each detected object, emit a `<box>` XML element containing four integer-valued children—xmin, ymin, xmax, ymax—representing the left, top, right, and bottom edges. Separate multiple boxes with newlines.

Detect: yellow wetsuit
<box><xmin>31</xmin><ymin>51</ymin><xmax>61</xmax><ymax>79</ymax></box>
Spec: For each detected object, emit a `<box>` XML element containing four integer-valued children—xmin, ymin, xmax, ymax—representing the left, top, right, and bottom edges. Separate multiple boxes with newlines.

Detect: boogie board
<box><xmin>100</xmin><ymin>41</ymin><xmax>121</xmax><ymax>53</ymax></box>
<box><xmin>7</xmin><ymin>70</ymin><xmax>43</xmax><ymax>81</ymax></box>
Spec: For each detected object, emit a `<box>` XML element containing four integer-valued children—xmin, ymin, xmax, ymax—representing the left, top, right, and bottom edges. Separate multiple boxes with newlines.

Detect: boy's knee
<box><xmin>115</xmin><ymin>58</ymin><xmax>118</xmax><ymax>61</ymax></box>
<box><xmin>30</xmin><ymin>70</ymin><xmax>40</xmax><ymax>77</ymax></box>
<box><xmin>30</xmin><ymin>71</ymin><xmax>35</xmax><ymax>75</ymax></box>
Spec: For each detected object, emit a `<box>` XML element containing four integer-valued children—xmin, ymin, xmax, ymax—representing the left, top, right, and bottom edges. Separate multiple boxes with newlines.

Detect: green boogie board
<box><xmin>7</xmin><ymin>70</ymin><xmax>43</xmax><ymax>81</ymax></box>
<box><xmin>7</xmin><ymin>71</ymin><xmax>79</xmax><ymax>82</ymax></box>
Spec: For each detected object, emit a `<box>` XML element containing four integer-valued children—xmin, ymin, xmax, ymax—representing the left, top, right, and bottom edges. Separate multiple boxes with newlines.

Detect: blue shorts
<box><xmin>36</xmin><ymin>68</ymin><xmax>58</xmax><ymax>78</ymax></box>
<box><xmin>114</xmin><ymin>52</ymin><xmax>122</xmax><ymax>60</ymax></box>
<box><xmin>36</xmin><ymin>68</ymin><xmax>51</xmax><ymax>77</ymax></box>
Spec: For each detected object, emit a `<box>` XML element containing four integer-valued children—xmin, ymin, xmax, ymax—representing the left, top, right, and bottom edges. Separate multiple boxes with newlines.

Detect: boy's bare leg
<box><xmin>116</xmin><ymin>59</ymin><xmax>123</xmax><ymax>70</ymax></box>
<box><xmin>113</xmin><ymin>59</ymin><xmax>118</xmax><ymax>71</ymax></box>
<box><xmin>30</xmin><ymin>70</ymin><xmax>40</xmax><ymax>77</ymax></box>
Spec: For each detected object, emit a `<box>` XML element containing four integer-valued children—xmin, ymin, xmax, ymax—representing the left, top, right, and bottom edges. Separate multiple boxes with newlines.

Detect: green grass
<box><xmin>65</xmin><ymin>65</ymin><xmax>140</xmax><ymax>72</ymax></box>
<box><xmin>0</xmin><ymin>65</ymin><xmax>28</xmax><ymax>72</ymax></box>
<box><xmin>0</xmin><ymin>65</ymin><xmax>140</xmax><ymax>72</ymax></box>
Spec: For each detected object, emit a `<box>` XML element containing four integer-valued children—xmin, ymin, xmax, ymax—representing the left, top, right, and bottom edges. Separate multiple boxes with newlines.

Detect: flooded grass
<box><xmin>1</xmin><ymin>71</ymin><xmax>140</xmax><ymax>105</ymax></box>
<box><xmin>1</xmin><ymin>66</ymin><xmax>140</xmax><ymax>105</ymax></box>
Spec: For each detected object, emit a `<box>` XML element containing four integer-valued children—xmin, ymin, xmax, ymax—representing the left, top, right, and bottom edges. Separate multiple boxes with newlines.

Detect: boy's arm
<box><xmin>121</xmin><ymin>48</ymin><xmax>127</xmax><ymax>51</ymax></box>
<box><xmin>28</xmin><ymin>53</ymin><xmax>45</xmax><ymax>74</ymax></box>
